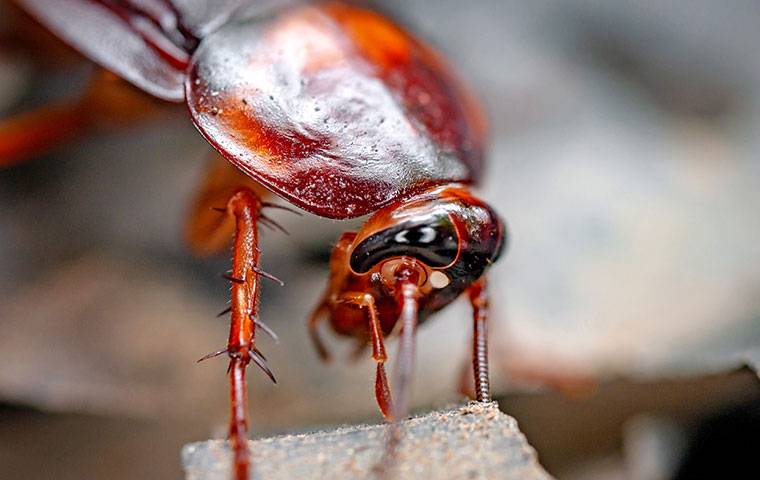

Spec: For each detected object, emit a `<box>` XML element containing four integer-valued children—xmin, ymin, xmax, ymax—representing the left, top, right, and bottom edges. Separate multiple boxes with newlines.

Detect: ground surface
<box><xmin>182</xmin><ymin>402</ymin><xmax>552</xmax><ymax>480</ymax></box>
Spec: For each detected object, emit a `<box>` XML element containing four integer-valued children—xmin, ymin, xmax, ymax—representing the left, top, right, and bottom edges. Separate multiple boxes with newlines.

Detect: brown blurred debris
<box><xmin>503</xmin><ymin>368</ymin><xmax>760</xmax><ymax>477</ymax></box>
<box><xmin>182</xmin><ymin>402</ymin><xmax>552</xmax><ymax>480</ymax></box>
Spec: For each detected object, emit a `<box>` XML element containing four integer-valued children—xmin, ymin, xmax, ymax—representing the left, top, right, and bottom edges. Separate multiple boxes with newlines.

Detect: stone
<box><xmin>182</xmin><ymin>402</ymin><xmax>552</xmax><ymax>480</ymax></box>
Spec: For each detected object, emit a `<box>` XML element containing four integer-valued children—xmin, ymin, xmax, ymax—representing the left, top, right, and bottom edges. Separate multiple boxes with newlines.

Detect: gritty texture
<box><xmin>182</xmin><ymin>402</ymin><xmax>552</xmax><ymax>480</ymax></box>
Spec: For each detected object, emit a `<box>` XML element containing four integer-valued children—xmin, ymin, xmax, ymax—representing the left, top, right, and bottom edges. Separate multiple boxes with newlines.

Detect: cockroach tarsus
<box><xmin>4</xmin><ymin>1</ymin><xmax>507</xmax><ymax>479</ymax></box>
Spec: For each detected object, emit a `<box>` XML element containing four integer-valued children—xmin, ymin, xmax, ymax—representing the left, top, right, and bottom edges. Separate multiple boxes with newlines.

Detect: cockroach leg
<box><xmin>468</xmin><ymin>276</ymin><xmax>491</xmax><ymax>402</ymax></box>
<box><xmin>367</xmin><ymin>296</ymin><xmax>393</xmax><ymax>420</ymax></box>
<box><xmin>223</xmin><ymin>187</ymin><xmax>265</xmax><ymax>480</ymax></box>
<box><xmin>306</xmin><ymin>232</ymin><xmax>359</xmax><ymax>361</ymax></box>
<box><xmin>0</xmin><ymin>69</ymin><xmax>160</xmax><ymax>167</ymax></box>
<box><xmin>308</xmin><ymin>300</ymin><xmax>332</xmax><ymax>362</ymax></box>
<box><xmin>335</xmin><ymin>292</ymin><xmax>393</xmax><ymax>418</ymax></box>
<box><xmin>375</xmin><ymin>363</ymin><xmax>393</xmax><ymax>420</ymax></box>
<box><xmin>186</xmin><ymin>155</ymin><xmax>269</xmax><ymax>257</ymax></box>
<box><xmin>0</xmin><ymin>101</ymin><xmax>86</xmax><ymax>167</ymax></box>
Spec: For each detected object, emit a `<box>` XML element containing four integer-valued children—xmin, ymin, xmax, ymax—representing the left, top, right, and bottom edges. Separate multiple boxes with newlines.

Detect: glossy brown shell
<box><xmin>186</xmin><ymin>2</ymin><xmax>486</xmax><ymax>218</ymax></box>
<box><xmin>18</xmin><ymin>0</ymin><xmax>487</xmax><ymax>219</ymax></box>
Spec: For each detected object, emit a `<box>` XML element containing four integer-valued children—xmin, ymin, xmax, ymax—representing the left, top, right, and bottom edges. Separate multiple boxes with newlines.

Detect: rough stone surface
<box><xmin>182</xmin><ymin>402</ymin><xmax>552</xmax><ymax>480</ymax></box>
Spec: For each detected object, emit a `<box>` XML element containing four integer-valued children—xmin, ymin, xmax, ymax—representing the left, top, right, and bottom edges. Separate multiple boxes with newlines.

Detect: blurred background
<box><xmin>1</xmin><ymin>0</ymin><xmax>759</xmax><ymax>478</ymax></box>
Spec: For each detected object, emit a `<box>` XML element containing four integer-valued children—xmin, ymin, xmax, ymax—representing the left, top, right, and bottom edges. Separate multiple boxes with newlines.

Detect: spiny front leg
<box><xmin>468</xmin><ymin>276</ymin><xmax>491</xmax><ymax>402</ymax></box>
<box><xmin>226</xmin><ymin>189</ymin><xmax>262</xmax><ymax>480</ymax></box>
<box><xmin>212</xmin><ymin>188</ymin><xmax>283</xmax><ymax>480</ymax></box>
<box><xmin>189</xmin><ymin>158</ymin><xmax>293</xmax><ymax>479</ymax></box>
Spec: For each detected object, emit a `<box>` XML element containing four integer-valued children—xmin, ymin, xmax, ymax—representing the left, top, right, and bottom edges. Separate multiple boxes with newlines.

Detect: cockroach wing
<box><xmin>186</xmin><ymin>3</ymin><xmax>486</xmax><ymax>219</ymax></box>
<box><xmin>171</xmin><ymin>0</ymin><xmax>246</xmax><ymax>38</ymax></box>
<box><xmin>18</xmin><ymin>0</ymin><xmax>187</xmax><ymax>101</ymax></box>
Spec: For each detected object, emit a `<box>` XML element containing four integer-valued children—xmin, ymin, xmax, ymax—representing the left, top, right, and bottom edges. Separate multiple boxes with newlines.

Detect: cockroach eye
<box><xmin>350</xmin><ymin>213</ymin><xmax>460</xmax><ymax>274</ymax></box>
<box><xmin>394</xmin><ymin>226</ymin><xmax>436</xmax><ymax>244</ymax></box>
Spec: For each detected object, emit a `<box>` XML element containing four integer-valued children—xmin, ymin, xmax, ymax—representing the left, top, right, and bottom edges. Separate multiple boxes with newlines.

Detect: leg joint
<box><xmin>227</xmin><ymin>188</ymin><xmax>262</xmax><ymax>216</ymax></box>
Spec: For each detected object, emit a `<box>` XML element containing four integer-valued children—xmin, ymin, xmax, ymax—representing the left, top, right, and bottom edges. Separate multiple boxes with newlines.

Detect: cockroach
<box><xmin>1</xmin><ymin>1</ymin><xmax>506</xmax><ymax>478</ymax></box>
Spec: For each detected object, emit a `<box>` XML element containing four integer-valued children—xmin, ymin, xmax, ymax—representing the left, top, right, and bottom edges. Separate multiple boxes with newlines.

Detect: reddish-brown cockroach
<box><xmin>2</xmin><ymin>2</ymin><xmax>506</xmax><ymax>478</ymax></box>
